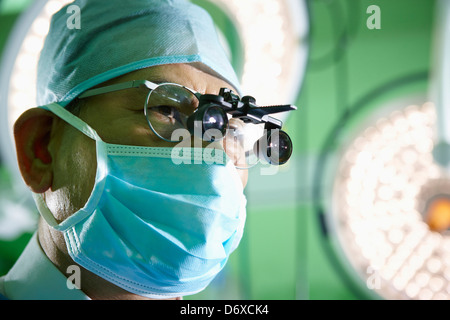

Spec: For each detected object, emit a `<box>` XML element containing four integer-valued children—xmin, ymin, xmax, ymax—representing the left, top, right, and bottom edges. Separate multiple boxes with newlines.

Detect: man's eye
<box><xmin>150</xmin><ymin>105</ymin><xmax>186</xmax><ymax>126</ymax></box>
<box><xmin>156</xmin><ymin>105</ymin><xmax>177</xmax><ymax>117</ymax></box>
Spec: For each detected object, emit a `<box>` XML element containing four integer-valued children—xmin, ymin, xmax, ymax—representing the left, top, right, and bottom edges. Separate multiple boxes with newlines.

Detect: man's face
<box><xmin>45</xmin><ymin>63</ymin><xmax>248</xmax><ymax>222</ymax></box>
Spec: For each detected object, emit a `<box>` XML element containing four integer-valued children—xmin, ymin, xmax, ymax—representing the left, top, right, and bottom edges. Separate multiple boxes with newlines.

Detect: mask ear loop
<box><xmin>33</xmin><ymin>102</ymin><xmax>108</xmax><ymax>232</ymax></box>
<box><xmin>32</xmin><ymin>193</ymin><xmax>65</xmax><ymax>231</ymax></box>
<box><xmin>40</xmin><ymin>102</ymin><xmax>102</xmax><ymax>141</ymax></box>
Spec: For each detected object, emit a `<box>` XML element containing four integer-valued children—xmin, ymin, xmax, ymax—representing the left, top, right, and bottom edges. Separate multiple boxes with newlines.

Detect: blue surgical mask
<box><xmin>33</xmin><ymin>102</ymin><xmax>247</xmax><ymax>299</ymax></box>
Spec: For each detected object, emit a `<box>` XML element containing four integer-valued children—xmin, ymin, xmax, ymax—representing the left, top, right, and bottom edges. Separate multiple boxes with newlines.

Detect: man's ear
<box><xmin>13</xmin><ymin>108</ymin><xmax>56</xmax><ymax>193</ymax></box>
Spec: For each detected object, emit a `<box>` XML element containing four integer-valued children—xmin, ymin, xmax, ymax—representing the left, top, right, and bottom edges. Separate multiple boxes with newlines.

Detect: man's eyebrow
<box><xmin>143</xmin><ymin>75</ymin><xmax>178</xmax><ymax>85</ymax></box>
<box><xmin>147</xmin><ymin>78</ymin><xmax>167</xmax><ymax>84</ymax></box>
<box><xmin>83</xmin><ymin>77</ymin><xmax>185</xmax><ymax>105</ymax></box>
<box><xmin>123</xmin><ymin>78</ymin><xmax>172</xmax><ymax>104</ymax></box>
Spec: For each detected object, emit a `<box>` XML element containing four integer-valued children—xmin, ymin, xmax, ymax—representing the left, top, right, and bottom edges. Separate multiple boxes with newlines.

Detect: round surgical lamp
<box><xmin>314</xmin><ymin>1</ymin><xmax>450</xmax><ymax>300</ymax></box>
<box><xmin>197</xmin><ymin>0</ymin><xmax>309</xmax><ymax>107</ymax></box>
<box><xmin>315</xmin><ymin>94</ymin><xmax>450</xmax><ymax>300</ymax></box>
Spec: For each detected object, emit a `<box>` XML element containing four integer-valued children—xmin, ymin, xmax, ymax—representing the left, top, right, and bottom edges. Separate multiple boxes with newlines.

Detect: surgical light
<box><xmin>314</xmin><ymin>0</ymin><xmax>450</xmax><ymax>300</ymax></box>
<box><xmin>212</xmin><ymin>0</ymin><xmax>308</xmax><ymax>106</ymax></box>
<box><xmin>328</xmin><ymin>101</ymin><xmax>450</xmax><ymax>300</ymax></box>
<box><xmin>0</xmin><ymin>0</ymin><xmax>72</xmax><ymax>182</ymax></box>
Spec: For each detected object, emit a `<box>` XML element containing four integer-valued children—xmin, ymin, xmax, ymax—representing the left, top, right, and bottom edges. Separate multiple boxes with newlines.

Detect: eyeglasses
<box><xmin>78</xmin><ymin>79</ymin><xmax>295</xmax><ymax>169</ymax></box>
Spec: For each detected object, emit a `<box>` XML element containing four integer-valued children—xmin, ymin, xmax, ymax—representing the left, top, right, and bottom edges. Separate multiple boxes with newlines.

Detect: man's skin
<box><xmin>13</xmin><ymin>63</ymin><xmax>248</xmax><ymax>300</ymax></box>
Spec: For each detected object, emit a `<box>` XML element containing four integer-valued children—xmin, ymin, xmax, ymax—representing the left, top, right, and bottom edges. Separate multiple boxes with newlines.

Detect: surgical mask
<box><xmin>33</xmin><ymin>102</ymin><xmax>247</xmax><ymax>299</ymax></box>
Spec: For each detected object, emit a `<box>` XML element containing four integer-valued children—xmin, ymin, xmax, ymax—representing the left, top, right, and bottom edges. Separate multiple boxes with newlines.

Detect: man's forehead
<box><xmin>105</xmin><ymin>66</ymin><xmax>181</xmax><ymax>86</ymax></box>
<box><xmin>104</xmin><ymin>64</ymin><xmax>235</xmax><ymax>94</ymax></box>
<box><xmin>78</xmin><ymin>64</ymin><xmax>228</xmax><ymax>109</ymax></box>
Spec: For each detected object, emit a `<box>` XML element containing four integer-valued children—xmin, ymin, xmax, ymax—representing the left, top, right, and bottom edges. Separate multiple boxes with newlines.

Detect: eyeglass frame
<box><xmin>77</xmin><ymin>79</ymin><xmax>295</xmax><ymax>167</ymax></box>
<box><xmin>78</xmin><ymin>79</ymin><xmax>211</xmax><ymax>143</ymax></box>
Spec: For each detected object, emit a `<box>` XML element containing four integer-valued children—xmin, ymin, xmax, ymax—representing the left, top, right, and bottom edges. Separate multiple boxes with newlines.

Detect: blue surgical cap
<box><xmin>37</xmin><ymin>0</ymin><xmax>241</xmax><ymax>107</ymax></box>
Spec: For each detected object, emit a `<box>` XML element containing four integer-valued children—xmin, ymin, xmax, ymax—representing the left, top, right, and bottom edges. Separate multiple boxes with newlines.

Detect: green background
<box><xmin>0</xmin><ymin>0</ymin><xmax>436</xmax><ymax>299</ymax></box>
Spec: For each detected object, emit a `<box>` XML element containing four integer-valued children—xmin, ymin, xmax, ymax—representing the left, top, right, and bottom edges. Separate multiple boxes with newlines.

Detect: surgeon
<box><xmin>0</xmin><ymin>0</ymin><xmax>291</xmax><ymax>300</ymax></box>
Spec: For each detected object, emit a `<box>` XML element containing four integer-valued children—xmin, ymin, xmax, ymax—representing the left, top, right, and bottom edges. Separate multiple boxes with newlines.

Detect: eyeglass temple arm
<box><xmin>78</xmin><ymin>80</ymin><xmax>158</xmax><ymax>99</ymax></box>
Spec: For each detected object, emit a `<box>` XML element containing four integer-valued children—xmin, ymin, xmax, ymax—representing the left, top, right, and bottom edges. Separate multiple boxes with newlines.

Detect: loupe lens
<box><xmin>268</xmin><ymin>130</ymin><xmax>292</xmax><ymax>165</ymax></box>
<box><xmin>187</xmin><ymin>104</ymin><xmax>228</xmax><ymax>141</ymax></box>
<box><xmin>145</xmin><ymin>84</ymin><xmax>197</xmax><ymax>142</ymax></box>
<box><xmin>253</xmin><ymin>129</ymin><xmax>293</xmax><ymax>165</ymax></box>
<box><xmin>203</xmin><ymin>106</ymin><xmax>228</xmax><ymax>135</ymax></box>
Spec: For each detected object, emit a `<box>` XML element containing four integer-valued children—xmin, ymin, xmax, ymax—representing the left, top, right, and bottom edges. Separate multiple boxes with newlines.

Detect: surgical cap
<box><xmin>37</xmin><ymin>0</ymin><xmax>240</xmax><ymax>107</ymax></box>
